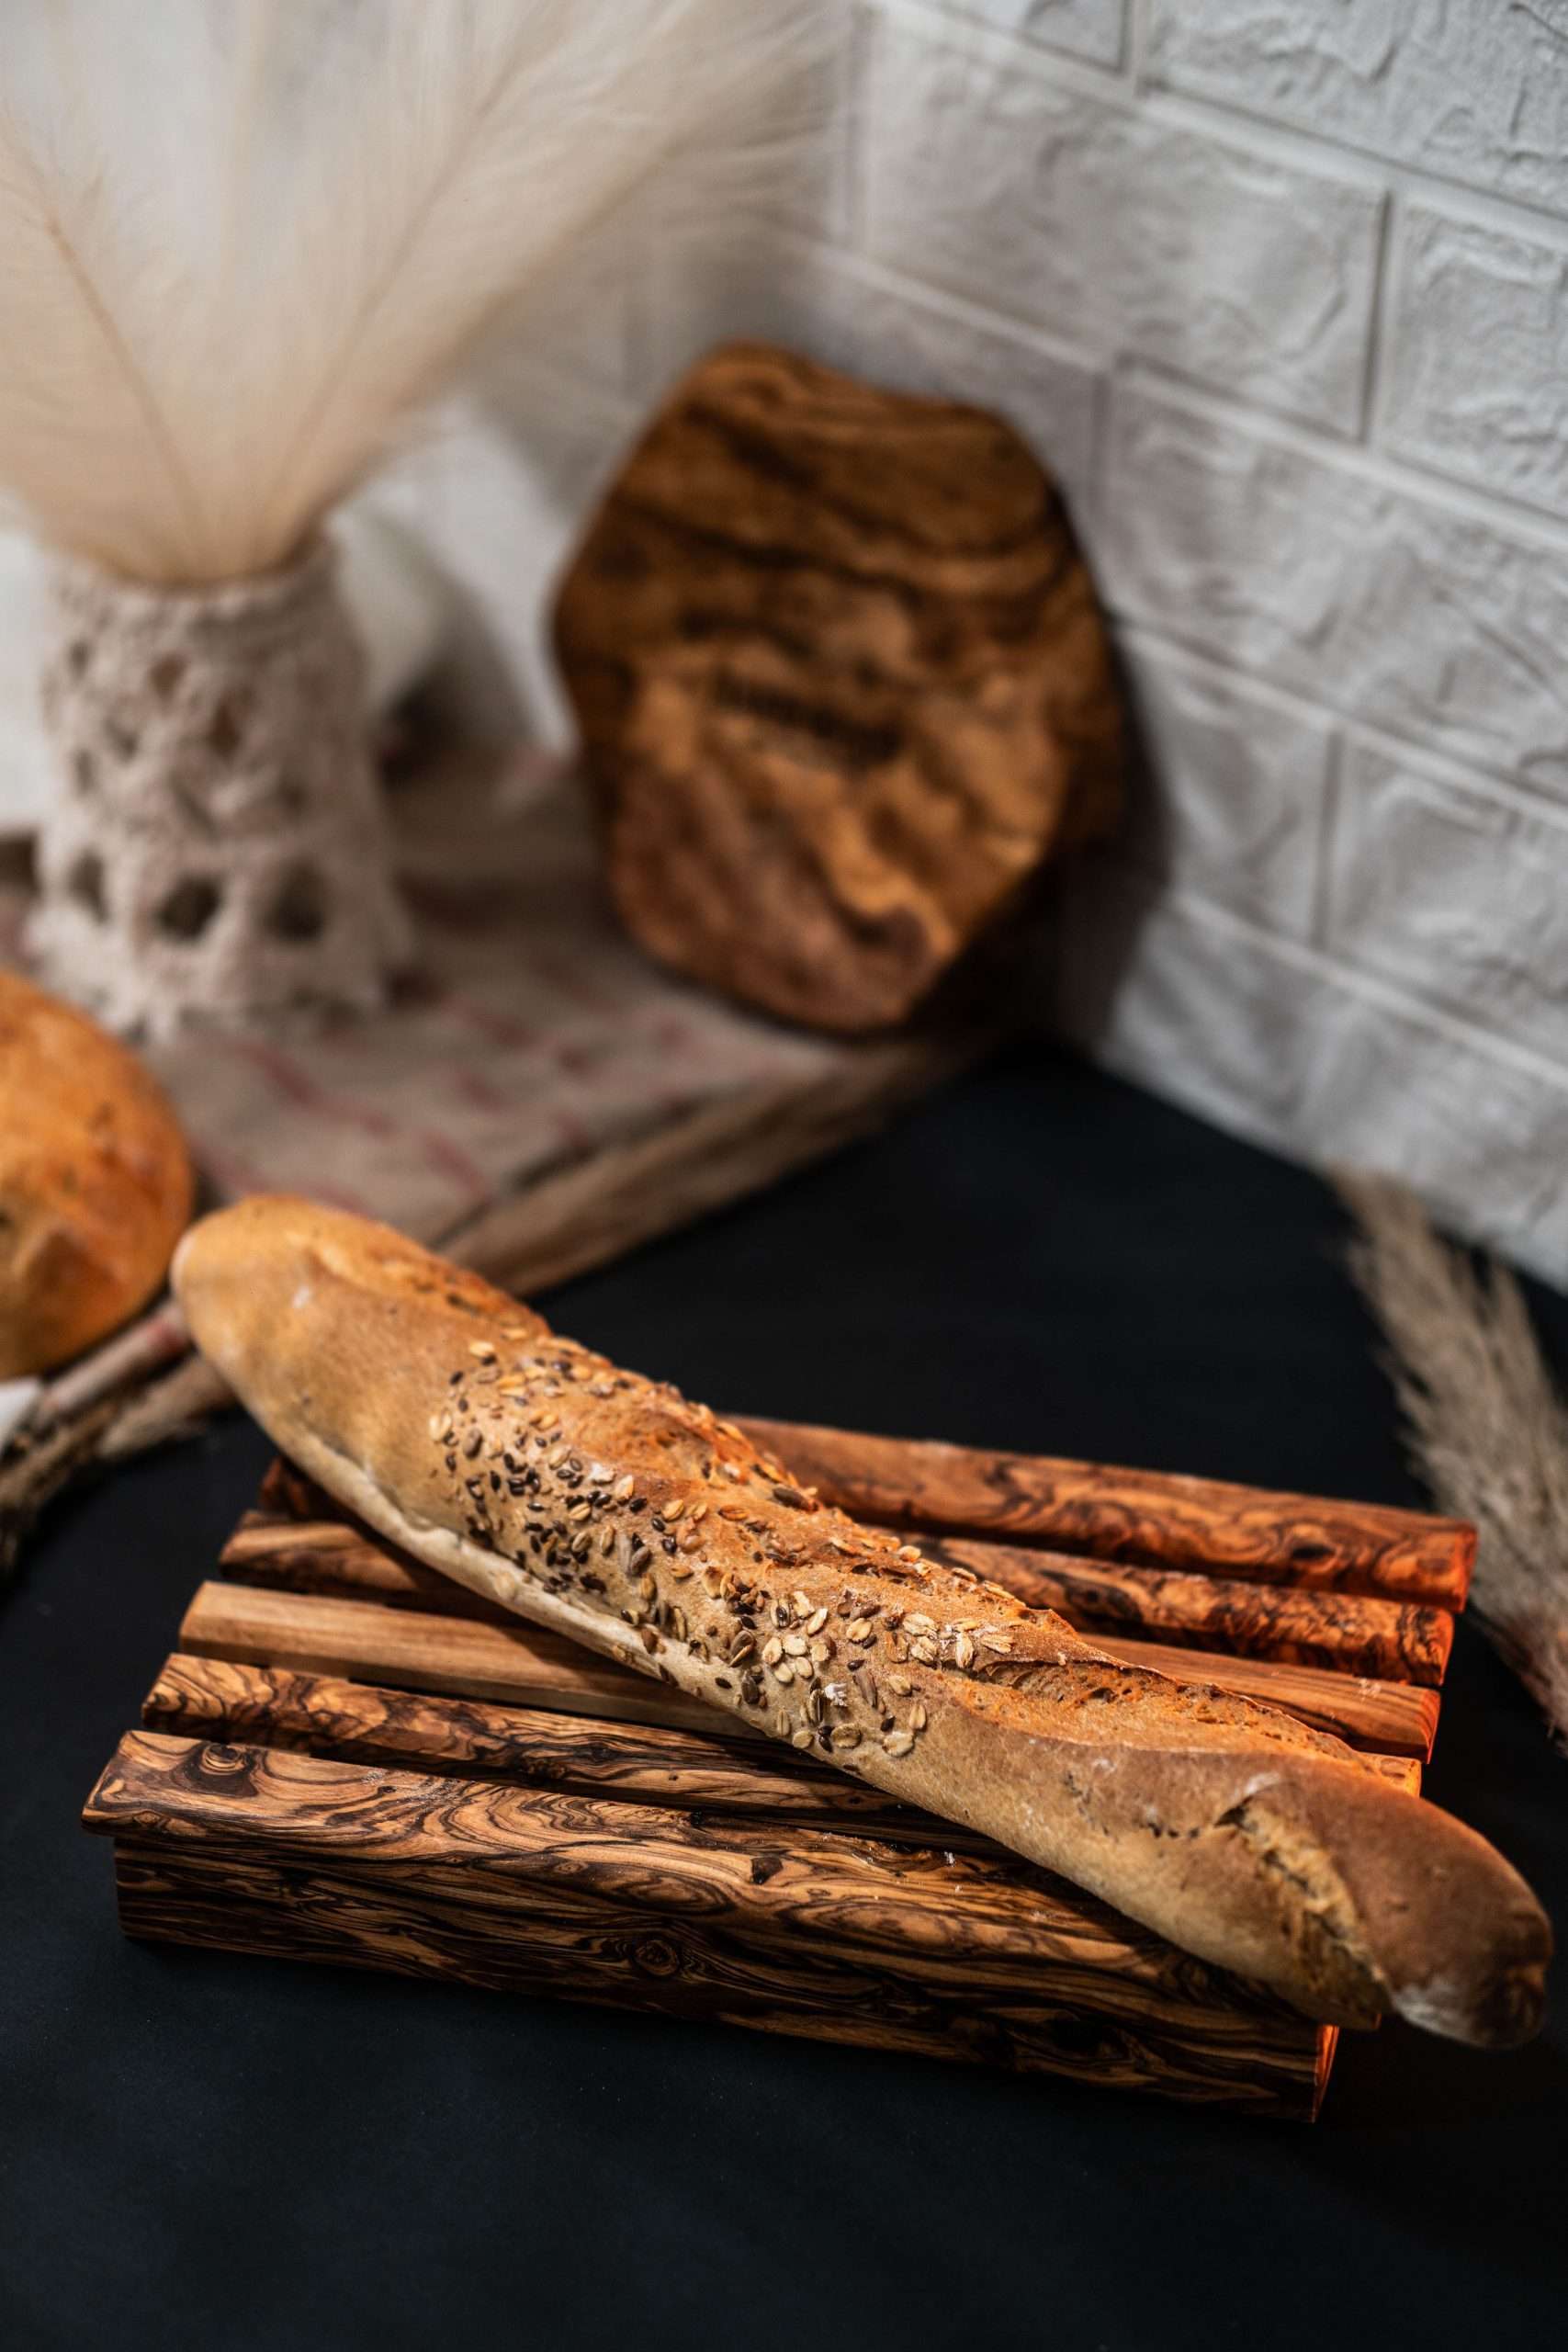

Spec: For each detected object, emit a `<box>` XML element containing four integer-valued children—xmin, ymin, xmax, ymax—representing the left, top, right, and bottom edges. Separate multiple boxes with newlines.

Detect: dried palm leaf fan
<box><xmin>0</xmin><ymin>0</ymin><xmax>825</xmax><ymax>1034</ymax></box>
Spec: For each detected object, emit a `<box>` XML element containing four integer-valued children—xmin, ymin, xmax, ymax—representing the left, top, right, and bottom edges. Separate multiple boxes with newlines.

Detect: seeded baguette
<box><xmin>173</xmin><ymin>1198</ymin><xmax>1551</xmax><ymax>2048</ymax></box>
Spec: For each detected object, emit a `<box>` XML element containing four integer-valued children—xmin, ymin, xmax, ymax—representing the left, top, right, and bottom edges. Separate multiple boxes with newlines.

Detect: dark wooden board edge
<box><xmin>85</xmin><ymin>1731</ymin><xmax>1335</xmax><ymax>2120</ymax></box>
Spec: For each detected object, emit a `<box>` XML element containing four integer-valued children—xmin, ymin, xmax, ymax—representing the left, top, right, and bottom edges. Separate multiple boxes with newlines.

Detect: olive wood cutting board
<box><xmin>82</xmin><ymin>1422</ymin><xmax>1474</xmax><ymax>2120</ymax></box>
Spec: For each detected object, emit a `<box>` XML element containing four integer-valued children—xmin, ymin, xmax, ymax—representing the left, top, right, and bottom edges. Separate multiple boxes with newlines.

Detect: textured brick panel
<box><xmin>1117</xmin><ymin>635</ymin><xmax>1331</xmax><ymax>939</ymax></box>
<box><xmin>1102</xmin><ymin>388</ymin><xmax>1568</xmax><ymax>796</ymax></box>
<box><xmin>1148</xmin><ymin>0</ymin><xmax>1568</xmax><ymax>218</ymax></box>
<box><xmin>1050</xmin><ymin>865</ymin><xmax>1568</xmax><ymax>1283</ymax></box>
<box><xmin>1383</xmin><ymin>207</ymin><xmax>1568</xmax><ymax>519</ymax></box>
<box><xmin>1327</xmin><ymin>745</ymin><xmax>1568</xmax><ymax>1064</ymax></box>
<box><xmin>863</xmin><ymin>13</ymin><xmax>1381</xmax><ymax>430</ymax></box>
<box><xmin>637</xmin><ymin>231</ymin><xmax>1100</xmax><ymax>519</ymax></box>
<box><xmin>939</xmin><ymin>0</ymin><xmax>1125</xmax><ymax>68</ymax></box>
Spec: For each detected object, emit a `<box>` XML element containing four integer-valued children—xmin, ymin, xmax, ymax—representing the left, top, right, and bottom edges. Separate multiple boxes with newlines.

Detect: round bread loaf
<box><xmin>0</xmin><ymin>969</ymin><xmax>194</xmax><ymax>1377</ymax></box>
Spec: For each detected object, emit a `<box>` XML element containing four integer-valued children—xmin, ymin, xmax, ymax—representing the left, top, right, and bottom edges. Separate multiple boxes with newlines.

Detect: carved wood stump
<box><xmin>555</xmin><ymin>342</ymin><xmax>1124</xmax><ymax>1032</ymax></box>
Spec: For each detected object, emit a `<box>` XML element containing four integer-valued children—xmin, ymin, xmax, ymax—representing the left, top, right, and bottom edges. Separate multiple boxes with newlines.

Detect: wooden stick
<box><xmin>220</xmin><ymin>1514</ymin><xmax>482</xmax><ymax>1611</ymax></box>
<box><xmin>96</xmin><ymin>1347</ymin><xmax>228</xmax><ymax>1461</ymax></box>
<box><xmin>177</xmin><ymin>1578</ymin><xmax>1441</xmax><ymax>1758</ymax></box>
<box><xmin>141</xmin><ymin>1651</ymin><xmax>1424</xmax><ymax>1816</ymax></box>
<box><xmin>0</xmin><ymin>1390</ymin><xmax>123</xmax><ymax>1577</ymax></box>
<box><xmin>919</xmin><ymin>1534</ymin><xmax>1452</xmax><ymax>1686</ymax></box>
<box><xmin>1089</xmin><ymin>1633</ymin><xmax>1437</xmax><ymax>1757</ymax></box>
<box><xmin>33</xmin><ymin>1299</ymin><xmax>190</xmax><ymax>1430</ymax></box>
<box><xmin>181</xmin><ymin>1579</ymin><xmax>750</xmax><ymax>1736</ymax></box>
<box><xmin>217</xmin><ymin>1505</ymin><xmax>1438</xmax><ymax>1778</ymax></box>
<box><xmin>220</xmin><ymin>1502</ymin><xmax>1451</xmax><ymax>1687</ymax></box>
<box><xmin>741</xmin><ymin>1416</ymin><xmax>1474</xmax><ymax>1610</ymax></box>
<box><xmin>85</xmin><ymin>1730</ymin><xmax>1334</xmax><ymax>2115</ymax></box>
<box><xmin>142</xmin><ymin>1653</ymin><xmax>986</xmax><ymax>1846</ymax></box>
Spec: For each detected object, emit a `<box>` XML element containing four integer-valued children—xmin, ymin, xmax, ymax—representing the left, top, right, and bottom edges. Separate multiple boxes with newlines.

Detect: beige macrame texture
<box><xmin>28</xmin><ymin>544</ymin><xmax>411</xmax><ymax>1038</ymax></box>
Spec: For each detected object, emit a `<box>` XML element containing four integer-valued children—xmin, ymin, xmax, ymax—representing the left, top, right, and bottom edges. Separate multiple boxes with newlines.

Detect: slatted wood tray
<box><xmin>83</xmin><ymin>1419</ymin><xmax>1474</xmax><ymax>2120</ymax></box>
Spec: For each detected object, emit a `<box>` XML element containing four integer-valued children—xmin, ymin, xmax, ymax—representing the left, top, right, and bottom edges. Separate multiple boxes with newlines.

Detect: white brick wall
<box><xmin>1146</xmin><ymin>2</ymin><xmax>1568</xmax><ymax>217</ymax></box>
<box><xmin>863</xmin><ymin>14</ymin><xmax>1384</xmax><ymax>432</ymax></box>
<box><xmin>483</xmin><ymin>0</ymin><xmax>1568</xmax><ymax>1283</ymax></box>
<box><xmin>1382</xmin><ymin>205</ymin><xmax>1568</xmax><ymax>513</ymax></box>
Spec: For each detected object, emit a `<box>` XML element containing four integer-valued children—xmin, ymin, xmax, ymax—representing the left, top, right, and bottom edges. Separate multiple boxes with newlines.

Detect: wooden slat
<box><xmin>178</xmin><ymin>1578</ymin><xmax>1440</xmax><ymax>1759</ymax></box>
<box><xmin>142</xmin><ymin>1653</ymin><xmax>1425</xmax><ymax>1816</ymax></box>
<box><xmin>85</xmin><ymin>1731</ymin><xmax>1333</xmax><ymax>2116</ymax></box>
<box><xmin>180</xmin><ymin>1578</ymin><xmax>739</xmax><ymax>1735</ymax></box>
<box><xmin>223</xmin><ymin>1506</ymin><xmax>1451</xmax><ymax>1688</ymax></box>
<box><xmin>142</xmin><ymin>1653</ymin><xmax>947</xmax><ymax>1844</ymax></box>
<box><xmin>742</xmin><ymin>1417</ymin><xmax>1474</xmax><ymax>1610</ymax></box>
<box><xmin>1090</xmin><ymin>1634</ymin><xmax>1437</xmax><ymax>1758</ymax></box>
<box><xmin>220</xmin><ymin>1517</ymin><xmax>502</xmax><ymax>1619</ymax></box>
<box><xmin>878</xmin><ymin>1534</ymin><xmax>1451</xmax><ymax>1683</ymax></box>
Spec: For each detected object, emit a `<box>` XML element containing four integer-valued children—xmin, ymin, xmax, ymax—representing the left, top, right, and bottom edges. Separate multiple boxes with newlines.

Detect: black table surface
<box><xmin>4</xmin><ymin>1045</ymin><xmax>1565</xmax><ymax>2352</ymax></box>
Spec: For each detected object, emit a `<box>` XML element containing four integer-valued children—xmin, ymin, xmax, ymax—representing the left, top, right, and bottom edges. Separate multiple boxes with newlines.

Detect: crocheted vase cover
<box><xmin>28</xmin><ymin>543</ymin><xmax>410</xmax><ymax>1036</ymax></box>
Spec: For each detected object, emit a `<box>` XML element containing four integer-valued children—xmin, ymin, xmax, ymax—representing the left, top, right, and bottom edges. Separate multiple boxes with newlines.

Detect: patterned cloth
<box><xmin>1</xmin><ymin>750</ymin><xmax>847</xmax><ymax>1243</ymax></box>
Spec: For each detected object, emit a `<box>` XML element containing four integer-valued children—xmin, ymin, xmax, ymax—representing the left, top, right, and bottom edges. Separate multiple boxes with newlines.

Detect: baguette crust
<box><xmin>174</xmin><ymin>1198</ymin><xmax>1551</xmax><ymax>2046</ymax></box>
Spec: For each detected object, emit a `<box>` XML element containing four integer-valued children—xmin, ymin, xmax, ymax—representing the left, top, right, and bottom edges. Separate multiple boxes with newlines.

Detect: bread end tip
<box><xmin>1393</xmin><ymin>1930</ymin><xmax>1551</xmax><ymax>2050</ymax></box>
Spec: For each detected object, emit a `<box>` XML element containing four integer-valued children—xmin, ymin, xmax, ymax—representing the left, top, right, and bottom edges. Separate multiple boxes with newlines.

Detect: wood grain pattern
<box><xmin>1090</xmin><ymin>1635</ymin><xmax>1438</xmax><ymax>1758</ymax></box>
<box><xmin>86</xmin><ymin>1731</ymin><xmax>1332</xmax><ymax>2116</ymax></box>
<box><xmin>220</xmin><ymin>1514</ymin><xmax>503</xmax><ymax>1619</ymax></box>
<box><xmin>554</xmin><ymin>342</ymin><xmax>1124</xmax><ymax>1033</ymax></box>
<box><xmin>141</xmin><ymin>1651</ymin><xmax>1424</xmax><ymax>1817</ymax></box>
<box><xmin>907</xmin><ymin>1534</ymin><xmax>1450</xmax><ymax>1683</ymax></box>
<box><xmin>141</xmin><ymin>1653</ymin><xmax>948</xmax><ymax>1842</ymax></box>
<box><xmin>85</xmin><ymin>1435</ymin><xmax>1456</xmax><ymax>2117</ymax></box>
<box><xmin>254</xmin><ymin>1427</ymin><xmax>1472</xmax><ymax>1620</ymax></box>
<box><xmin>178</xmin><ymin>1577</ymin><xmax>1440</xmax><ymax>1759</ymax></box>
<box><xmin>179</xmin><ymin>1579</ymin><xmax>747</xmax><ymax>1736</ymax></box>
<box><xmin>221</xmin><ymin>1510</ymin><xmax>1448</xmax><ymax>1683</ymax></box>
<box><xmin>742</xmin><ymin>1417</ymin><xmax>1474</xmax><ymax>1609</ymax></box>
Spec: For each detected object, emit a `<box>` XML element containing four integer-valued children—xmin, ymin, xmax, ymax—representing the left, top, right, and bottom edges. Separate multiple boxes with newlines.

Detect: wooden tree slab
<box><xmin>88</xmin><ymin>1728</ymin><xmax>1337</xmax><ymax>2114</ymax></box>
<box><xmin>554</xmin><ymin>342</ymin><xmax>1124</xmax><ymax>1032</ymax></box>
<box><xmin>81</xmin><ymin>1413</ymin><xmax>1472</xmax><ymax>2119</ymax></box>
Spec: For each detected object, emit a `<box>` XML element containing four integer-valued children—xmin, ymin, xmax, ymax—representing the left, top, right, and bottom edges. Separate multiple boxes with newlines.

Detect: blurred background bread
<box><xmin>0</xmin><ymin>970</ymin><xmax>193</xmax><ymax>1378</ymax></box>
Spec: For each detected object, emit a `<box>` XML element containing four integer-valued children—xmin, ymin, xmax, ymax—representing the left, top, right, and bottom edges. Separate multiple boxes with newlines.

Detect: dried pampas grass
<box><xmin>0</xmin><ymin>0</ymin><xmax>829</xmax><ymax>584</ymax></box>
<box><xmin>1339</xmin><ymin>1172</ymin><xmax>1568</xmax><ymax>1748</ymax></box>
